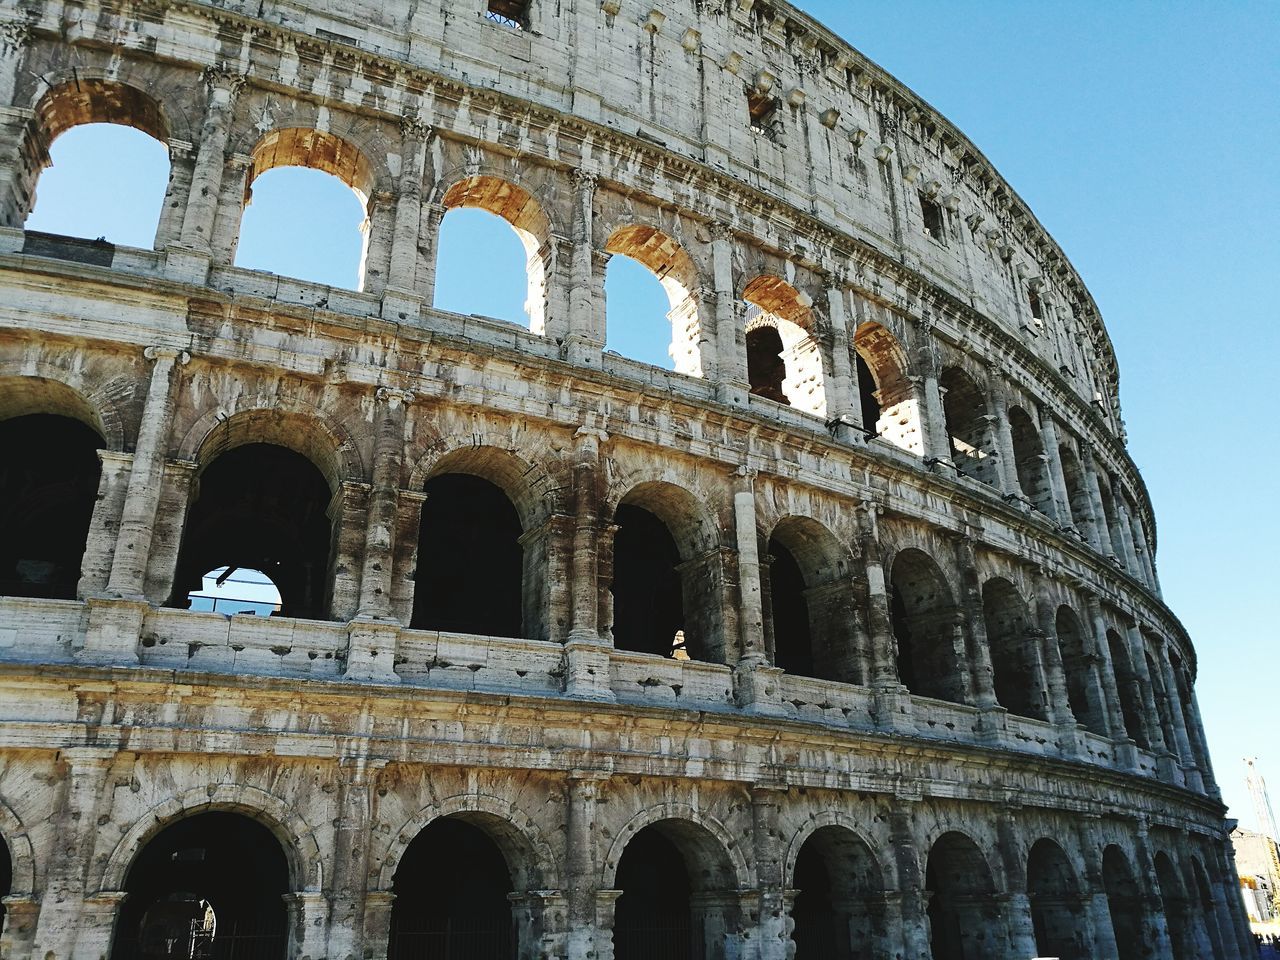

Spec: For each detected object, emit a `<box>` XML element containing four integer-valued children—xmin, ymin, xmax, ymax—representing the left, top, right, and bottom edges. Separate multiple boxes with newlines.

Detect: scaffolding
<box><xmin>1246</xmin><ymin>758</ymin><xmax>1280</xmax><ymax>918</ymax></box>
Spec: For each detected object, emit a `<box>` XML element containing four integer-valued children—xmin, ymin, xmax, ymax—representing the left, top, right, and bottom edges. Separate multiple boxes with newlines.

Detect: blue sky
<box><xmin>23</xmin><ymin>2</ymin><xmax>1278</xmax><ymax>826</ymax></box>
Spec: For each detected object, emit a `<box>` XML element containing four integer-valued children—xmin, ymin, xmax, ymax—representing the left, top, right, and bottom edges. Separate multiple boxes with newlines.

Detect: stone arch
<box><xmin>1027</xmin><ymin>837</ymin><xmax>1087</xmax><ymax>960</ymax></box>
<box><xmin>787</xmin><ymin>822</ymin><xmax>887</xmax><ymax>958</ymax></box>
<box><xmin>888</xmin><ymin>547</ymin><xmax>965</xmax><ymax>704</ymax></box>
<box><xmin>0</xmin><ymin>796</ymin><xmax>38</xmax><ymax>896</ymax></box>
<box><xmin>376</xmin><ymin>793</ymin><xmax>554</xmax><ymax>893</ymax></box>
<box><xmin>853</xmin><ymin>321</ymin><xmax>919</xmax><ymax>452</ymax></box>
<box><xmin>742</xmin><ymin>275</ymin><xmax>828</xmax><ymax>417</ymax></box>
<box><xmin>939</xmin><ymin>367</ymin><xmax>997</xmax><ymax>487</ymax></box>
<box><xmin>763</xmin><ymin>514</ymin><xmax>858</xmax><ymax>682</ymax></box>
<box><xmin>1058</xmin><ymin>443</ymin><xmax>1094</xmax><ymax>533</ymax></box>
<box><xmin>607</xmin><ymin>477</ymin><xmax>721</xmax><ymax>561</ymax></box>
<box><xmin>602</xmin><ymin>803</ymin><xmax>751</xmax><ymax>893</ymax></box>
<box><xmin>924</xmin><ymin>831</ymin><xmax>1001</xmax><ymax>960</ymax></box>
<box><xmin>982</xmin><ymin>576</ymin><xmax>1048</xmax><ymax>720</ymax></box>
<box><xmin>408</xmin><ymin>437</ymin><xmax>560</xmax><ymax>530</ymax></box>
<box><xmin>1102</xmin><ymin>843</ymin><xmax>1144</xmax><ymax>960</ymax></box>
<box><xmin>1186</xmin><ymin>854</ymin><xmax>1228</xmax><ymax>959</ymax></box>
<box><xmin>436</xmin><ymin>172</ymin><xmax>555</xmax><ymax>335</ymax></box>
<box><xmin>1008</xmin><ymin>405</ymin><xmax>1053</xmax><ymax>514</ymax></box>
<box><xmin>1154</xmin><ymin>850</ymin><xmax>1194</xmax><ymax>960</ymax></box>
<box><xmin>247</xmin><ymin>127</ymin><xmax>377</xmax><ymax>205</ymax></box>
<box><xmin>97</xmin><ymin>784</ymin><xmax>324</xmax><ymax>893</ymax></box>
<box><xmin>604</xmin><ymin>223</ymin><xmax>707</xmax><ymax>377</ymax></box>
<box><xmin>1107</xmin><ymin>627</ymin><xmax>1149</xmax><ymax>748</ymax></box>
<box><xmin>0</xmin><ymin>372</ymin><xmax>122</xmax><ymax>450</ymax></box>
<box><xmin>1056</xmin><ymin>604</ymin><xmax>1107</xmax><ymax>735</ymax></box>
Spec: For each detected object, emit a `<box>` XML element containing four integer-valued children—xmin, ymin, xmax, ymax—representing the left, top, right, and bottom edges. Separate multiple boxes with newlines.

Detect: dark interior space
<box><xmin>746</xmin><ymin>326</ymin><xmax>788</xmax><ymax>404</ymax></box>
<box><xmin>613</xmin><ymin>826</ymin><xmax>699</xmax><ymax>960</ymax></box>
<box><xmin>611</xmin><ymin>504</ymin><xmax>686</xmax><ymax>658</ymax></box>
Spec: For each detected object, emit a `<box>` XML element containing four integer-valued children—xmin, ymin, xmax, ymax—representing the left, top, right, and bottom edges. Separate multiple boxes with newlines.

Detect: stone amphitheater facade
<box><xmin>0</xmin><ymin>0</ymin><xmax>1254</xmax><ymax>958</ymax></box>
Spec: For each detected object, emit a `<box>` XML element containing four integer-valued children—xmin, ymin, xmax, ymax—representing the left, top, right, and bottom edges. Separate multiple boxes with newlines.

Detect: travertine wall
<box><xmin>0</xmin><ymin>1</ymin><xmax>1250</xmax><ymax>958</ymax></box>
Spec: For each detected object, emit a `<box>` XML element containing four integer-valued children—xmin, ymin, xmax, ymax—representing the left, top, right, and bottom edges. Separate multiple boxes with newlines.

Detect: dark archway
<box><xmin>939</xmin><ymin>369</ymin><xmax>996</xmax><ymax>487</ymax></box>
<box><xmin>1102</xmin><ymin>845</ymin><xmax>1144</xmax><ymax>960</ymax></box>
<box><xmin>1027</xmin><ymin>839</ymin><xmax>1086</xmax><ymax>960</ymax></box>
<box><xmin>767</xmin><ymin>539</ymin><xmax>813</xmax><ymax>677</ymax></box>
<box><xmin>387</xmin><ymin>817</ymin><xmax>515</xmax><ymax>960</ymax></box>
<box><xmin>0</xmin><ymin>831</ymin><xmax>10</xmax><ymax>933</ymax></box>
<box><xmin>855</xmin><ymin>352</ymin><xmax>881</xmax><ymax>434</ymax></box>
<box><xmin>1107</xmin><ymin>629</ymin><xmax>1149</xmax><ymax>748</ymax></box>
<box><xmin>1056</xmin><ymin>606</ymin><xmax>1107</xmax><ymax>735</ymax></box>
<box><xmin>1008</xmin><ymin>406</ymin><xmax>1053</xmax><ymax>514</ymax></box>
<box><xmin>412</xmin><ymin>474</ymin><xmax>524</xmax><ymax>638</ymax></box>
<box><xmin>109</xmin><ymin>812</ymin><xmax>290</xmax><ymax>960</ymax></box>
<box><xmin>790</xmin><ymin>827</ymin><xmax>884</xmax><ymax>960</ymax></box>
<box><xmin>889</xmin><ymin>550</ymin><xmax>965</xmax><ymax>705</ymax></box>
<box><xmin>1155</xmin><ymin>851</ymin><xmax>1193</xmax><ymax>960</ymax></box>
<box><xmin>746</xmin><ymin>324</ymin><xmax>788</xmax><ymax>404</ymax></box>
<box><xmin>171</xmin><ymin>444</ymin><xmax>333</xmax><ymax>620</ymax></box>
<box><xmin>611</xmin><ymin>505</ymin><xmax>688</xmax><ymax>659</ymax></box>
<box><xmin>981</xmin><ymin>578</ymin><xmax>1048</xmax><ymax>720</ymax></box>
<box><xmin>1058</xmin><ymin>445</ymin><xmax>1093</xmax><ymax>533</ymax></box>
<box><xmin>925</xmin><ymin>832</ymin><xmax>1000</xmax><ymax>960</ymax></box>
<box><xmin>853</xmin><ymin>322</ymin><xmax>919</xmax><ymax>453</ymax></box>
<box><xmin>0</xmin><ymin>414</ymin><xmax>104</xmax><ymax>599</ymax></box>
<box><xmin>765</xmin><ymin>518</ymin><xmax>854</xmax><ymax>682</ymax></box>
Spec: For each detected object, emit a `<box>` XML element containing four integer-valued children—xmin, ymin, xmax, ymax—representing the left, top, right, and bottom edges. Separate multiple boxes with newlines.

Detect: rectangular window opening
<box><xmin>486</xmin><ymin>0</ymin><xmax>529</xmax><ymax>29</ymax></box>
<box><xmin>748</xmin><ymin>91</ymin><xmax>780</xmax><ymax>138</ymax></box>
<box><xmin>920</xmin><ymin>195</ymin><xmax>945</xmax><ymax>241</ymax></box>
<box><xmin>1029</xmin><ymin>288</ymin><xmax>1044</xmax><ymax>320</ymax></box>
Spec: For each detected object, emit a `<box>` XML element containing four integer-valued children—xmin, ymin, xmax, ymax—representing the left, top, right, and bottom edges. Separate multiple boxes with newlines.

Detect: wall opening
<box><xmin>939</xmin><ymin>368</ymin><xmax>996</xmax><ymax>487</ymax></box>
<box><xmin>1107</xmin><ymin>628</ymin><xmax>1149</xmax><ymax>748</ymax></box>
<box><xmin>925</xmin><ymin>832</ymin><xmax>999</xmax><ymax>960</ymax></box>
<box><xmin>110</xmin><ymin>812</ymin><xmax>289</xmax><ymax>960</ymax></box>
<box><xmin>746</xmin><ymin>323</ymin><xmax>788</xmax><ymax>403</ymax></box>
<box><xmin>0</xmin><ymin>414</ymin><xmax>104</xmax><ymax>600</ymax></box>
<box><xmin>171</xmin><ymin>443</ymin><xmax>334</xmax><ymax>621</ymax></box>
<box><xmin>1058</xmin><ymin>445</ymin><xmax>1093</xmax><ymax>532</ymax></box>
<box><xmin>1008</xmin><ymin>406</ymin><xmax>1053</xmax><ymax>514</ymax></box>
<box><xmin>1027</xmin><ymin>839</ymin><xmax>1086</xmax><ymax>960</ymax></box>
<box><xmin>611</xmin><ymin>504</ymin><xmax>686</xmax><ymax>659</ymax></box>
<box><xmin>981</xmin><ymin>578</ymin><xmax>1048</xmax><ymax>720</ymax></box>
<box><xmin>919</xmin><ymin>195</ymin><xmax>945</xmax><ymax>241</ymax></box>
<box><xmin>790</xmin><ymin>827</ymin><xmax>883</xmax><ymax>959</ymax></box>
<box><xmin>186</xmin><ymin>567</ymin><xmax>283</xmax><ymax>617</ymax></box>
<box><xmin>435</xmin><ymin>207</ymin><xmax>533</xmax><ymax>328</ymax></box>
<box><xmin>853</xmin><ymin>322</ymin><xmax>920</xmax><ymax>453</ymax></box>
<box><xmin>388</xmin><ymin>817</ymin><xmax>515</xmax><ymax>960</ymax></box>
<box><xmin>1154</xmin><ymin>851</ymin><xmax>1194</xmax><ymax>960</ymax></box>
<box><xmin>0</xmin><ymin>831</ymin><xmax>10</xmax><ymax>934</ymax></box>
<box><xmin>743</xmin><ymin>276</ymin><xmax>827</xmax><ymax>417</ymax></box>
<box><xmin>1055</xmin><ymin>606</ymin><xmax>1107</xmax><ymax>735</ymax></box>
<box><xmin>1145</xmin><ymin>649</ymin><xmax>1179</xmax><ymax>756</ymax></box>
<box><xmin>889</xmin><ymin>549</ymin><xmax>964</xmax><ymax>705</ymax></box>
<box><xmin>764</xmin><ymin>518</ymin><xmax>855</xmax><ymax>683</ymax></box>
<box><xmin>604</xmin><ymin>254</ymin><xmax>679</xmax><ymax>371</ymax></box>
<box><xmin>486</xmin><ymin>0</ymin><xmax>529</xmax><ymax>29</ymax></box>
<box><xmin>767</xmin><ymin>539</ymin><xmax>814</xmax><ymax>678</ymax></box>
<box><xmin>412</xmin><ymin>474</ymin><xmax>524</xmax><ymax>638</ymax></box>
<box><xmin>855</xmin><ymin>352</ymin><xmax>881</xmax><ymax>432</ymax></box>
<box><xmin>1102</xmin><ymin>846</ymin><xmax>1144</xmax><ymax>960</ymax></box>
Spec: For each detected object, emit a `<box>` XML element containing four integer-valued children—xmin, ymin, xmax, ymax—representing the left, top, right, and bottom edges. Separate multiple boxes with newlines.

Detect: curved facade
<box><xmin>0</xmin><ymin>1</ymin><xmax>1252</xmax><ymax>959</ymax></box>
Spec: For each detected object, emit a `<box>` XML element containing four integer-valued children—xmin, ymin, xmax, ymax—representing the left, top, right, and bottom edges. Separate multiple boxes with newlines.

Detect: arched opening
<box><xmin>1027</xmin><ymin>839</ymin><xmax>1086</xmax><ymax>960</ymax></box>
<box><xmin>1155</xmin><ymin>851</ymin><xmax>1193</xmax><ymax>960</ymax></box>
<box><xmin>1008</xmin><ymin>406</ymin><xmax>1053</xmax><ymax>514</ymax></box>
<box><xmin>925</xmin><ymin>832</ymin><xmax>1000</xmax><ymax>960</ymax></box>
<box><xmin>1107</xmin><ymin>629</ymin><xmax>1149</xmax><ymax>748</ymax></box>
<box><xmin>412</xmin><ymin>473</ymin><xmax>524</xmax><ymax>638</ymax></box>
<box><xmin>1189</xmin><ymin>856</ymin><xmax>1228</xmax><ymax>959</ymax></box>
<box><xmin>853</xmin><ymin>322</ymin><xmax>920</xmax><ymax>453</ymax></box>
<box><xmin>236</xmin><ymin>129</ymin><xmax>374</xmax><ymax>290</ymax></box>
<box><xmin>1168</xmin><ymin>650</ymin><xmax>1208</xmax><ymax>771</ymax></box>
<box><xmin>1145</xmin><ymin>648</ymin><xmax>1179</xmax><ymax>755</ymax></box>
<box><xmin>1096</xmin><ymin>481</ymin><xmax>1127</xmax><ymax>561</ymax></box>
<box><xmin>171</xmin><ymin>443</ymin><xmax>334</xmax><ymax>621</ymax></box>
<box><xmin>15</xmin><ymin>81</ymin><xmax>171</xmax><ymax>246</ymax></box>
<box><xmin>435</xmin><ymin>207</ymin><xmax>533</xmax><ymax>327</ymax></box>
<box><xmin>604</xmin><ymin>225</ymin><xmax>704</xmax><ymax>376</ymax></box>
<box><xmin>109</xmin><ymin>812</ymin><xmax>290</xmax><ymax>960</ymax></box>
<box><xmin>889</xmin><ymin>549</ymin><xmax>965</xmax><ymax>705</ymax></box>
<box><xmin>765</xmin><ymin>518</ymin><xmax>855</xmax><ymax>683</ymax></box>
<box><xmin>610</xmin><ymin>483</ymin><xmax>721</xmax><ymax>664</ymax></box>
<box><xmin>939</xmin><ymin>368</ymin><xmax>996</xmax><ymax>487</ymax></box>
<box><xmin>743</xmin><ymin>276</ymin><xmax>827</xmax><ymax>417</ymax></box>
<box><xmin>0</xmin><ymin>832</ymin><xmax>11</xmax><ymax>933</ymax></box>
<box><xmin>790</xmin><ymin>827</ymin><xmax>884</xmax><ymax>960</ymax></box>
<box><xmin>185</xmin><ymin>567</ymin><xmax>283</xmax><ymax>617</ymax></box>
<box><xmin>981</xmin><ymin>578</ymin><xmax>1047</xmax><ymax>720</ymax></box>
<box><xmin>388</xmin><ymin>817</ymin><xmax>515</xmax><ymax>960</ymax></box>
<box><xmin>1058</xmin><ymin>445</ymin><xmax>1093</xmax><ymax>533</ymax></box>
<box><xmin>1102</xmin><ymin>845</ymin><xmax>1144</xmax><ymax>960</ymax></box>
<box><xmin>612</xmin><ymin>820</ymin><xmax>739</xmax><ymax>960</ymax></box>
<box><xmin>1056</xmin><ymin>606</ymin><xmax>1107</xmax><ymax>735</ymax></box>
<box><xmin>438</xmin><ymin>176</ymin><xmax>551</xmax><ymax>335</ymax></box>
<box><xmin>0</xmin><ymin>414</ymin><xmax>105</xmax><ymax>599</ymax></box>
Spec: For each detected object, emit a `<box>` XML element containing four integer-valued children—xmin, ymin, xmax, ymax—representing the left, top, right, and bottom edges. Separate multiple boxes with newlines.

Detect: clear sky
<box><xmin>22</xmin><ymin>2</ymin><xmax>1279</xmax><ymax>827</ymax></box>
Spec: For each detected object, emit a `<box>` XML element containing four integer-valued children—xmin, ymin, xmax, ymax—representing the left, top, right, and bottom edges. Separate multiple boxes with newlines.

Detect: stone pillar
<box><xmin>953</xmin><ymin>536</ymin><xmax>999</xmax><ymax>711</ymax></box>
<box><xmin>1084</xmin><ymin>592</ymin><xmax>1133</xmax><ymax>758</ymax></box>
<box><xmin>859</xmin><ymin>503</ymin><xmax>911</xmax><ymax>731</ymax></box>
<box><xmin>0</xmin><ymin>23</ymin><xmax>32</xmax><ymax>228</ymax></box>
<box><xmin>1031</xmin><ymin>570</ymin><xmax>1079</xmax><ymax>738</ymax></box>
<box><xmin>168</xmin><ymin>68</ymin><xmax>244</xmax><ymax>281</ymax></box>
<box><xmin>1182</xmin><ymin>683</ymin><xmax>1219</xmax><ymax>795</ymax></box>
<box><xmin>356</xmin><ymin>389</ymin><xmax>413</xmax><ymax>621</ymax></box>
<box><xmin>76</xmin><ymin>451</ymin><xmax>134</xmax><ymax>599</ymax></box>
<box><xmin>996</xmin><ymin>812</ymin><xmax>1040</xmax><ymax>959</ymax></box>
<box><xmin>416</xmin><ymin>201</ymin><xmax>447</xmax><ymax>307</ymax></box>
<box><xmin>359</xmin><ymin>892</ymin><xmax>396</xmax><ymax>960</ymax></box>
<box><xmin>1</xmin><ymin>894</ymin><xmax>41</xmax><ymax>960</ymax></box>
<box><xmin>329</xmin><ymin>481</ymin><xmax>371</xmax><ymax>622</ymax></box>
<box><xmin>1081</xmin><ymin>448</ymin><xmax>1118</xmax><ymax>559</ymax></box>
<box><xmin>326</xmin><ymin>756</ymin><xmax>386</xmax><ymax>960</ymax></box>
<box><xmin>1072</xmin><ymin>818</ymin><xmax>1121</xmax><ymax>960</ymax></box>
<box><xmin>1038</xmin><ymin>407</ymin><xmax>1072</xmax><ymax>526</ymax></box>
<box><xmin>283</xmin><ymin>892</ymin><xmax>329</xmax><ymax>960</ymax></box>
<box><xmin>751</xmin><ymin>786</ymin><xmax>790</xmax><ymax>960</ymax></box>
<box><xmin>154</xmin><ymin>140</ymin><xmax>196</xmax><ymax>250</ymax></box>
<box><xmin>565</xmin><ymin>772</ymin><xmax>610</xmax><ymax>960</ymax></box>
<box><xmin>887</xmin><ymin>801</ymin><xmax>931</xmax><ymax>957</ymax></box>
<box><xmin>141</xmin><ymin>459</ymin><xmax>198</xmax><ymax>604</ymax></box>
<box><xmin>381</xmin><ymin>118</ymin><xmax>431</xmax><ymax>320</ymax></box>
<box><xmin>1125</xmin><ymin>620</ymin><xmax>1167</xmax><ymax>758</ymax></box>
<box><xmin>565</xmin><ymin>427</ymin><xmax>613</xmax><ymax>701</ymax></box>
<box><xmin>1155</xmin><ymin>639</ymin><xmax>1202</xmax><ymax>791</ymax></box>
<box><xmin>32</xmin><ymin>748</ymin><xmax>117</xmax><ymax>960</ymax></box>
<box><xmin>1110</xmin><ymin>485</ymin><xmax>1141</xmax><ymax>578</ymax></box>
<box><xmin>821</xmin><ymin>279</ymin><xmax>862</xmax><ymax>442</ymax></box>
<box><xmin>710</xmin><ymin>223</ymin><xmax>749</xmax><ymax>407</ymax></box>
<box><xmin>1133</xmin><ymin>822</ymin><xmax>1175</xmax><ymax>957</ymax></box>
<box><xmin>732</xmin><ymin>470</ymin><xmax>782</xmax><ymax>713</ymax></box>
<box><xmin>107</xmin><ymin>347</ymin><xmax>190</xmax><ymax>599</ymax></box>
<box><xmin>988</xmin><ymin>386</ymin><xmax>1024</xmax><ymax>501</ymax></box>
<box><xmin>911</xmin><ymin>328</ymin><xmax>954</xmax><ymax>472</ymax></box>
<box><xmin>1129</xmin><ymin>513</ymin><xmax>1159</xmax><ymax>594</ymax></box>
<box><xmin>69</xmin><ymin>891</ymin><xmax>127</xmax><ymax>960</ymax></box>
<box><xmin>563</xmin><ymin>171</ymin><xmax>602</xmax><ymax>368</ymax></box>
<box><xmin>0</xmin><ymin>22</ymin><xmax>27</xmax><ymax>116</ymax></box>
<box><xmin>389</xmin><ymin>489</ymin><xmax>428</xmax><ymax>625</ymax></box>
<box><xmin>1213</xmin><ymin>834</ymin><xmax>1258</xmax><ymax>959</ymax></box>
<box><xmin>360</xmin><ymin>190</ymin><xmax>396</xmax><ymax>297</ymax></box>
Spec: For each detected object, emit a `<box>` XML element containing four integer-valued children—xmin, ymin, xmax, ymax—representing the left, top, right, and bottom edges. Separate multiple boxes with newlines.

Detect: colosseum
<box><xmin>0</xmin><ymin>0</ymin><xmax>1254</xmax><ymax>958</ymax></box>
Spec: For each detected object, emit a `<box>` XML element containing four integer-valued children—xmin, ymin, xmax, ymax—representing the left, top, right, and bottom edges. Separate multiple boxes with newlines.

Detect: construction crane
<box><xmin>1245</xmin><ymin>758</ymin><xmax>1280</xmax><ymax>917</ymax></box>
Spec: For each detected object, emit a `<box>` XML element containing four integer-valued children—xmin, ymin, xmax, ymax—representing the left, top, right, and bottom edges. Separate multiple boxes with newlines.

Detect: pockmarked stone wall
<box><xmin>0</xmin><ymin>1</ymin><xmax>1252</xmax><ymax>958</ymax></box>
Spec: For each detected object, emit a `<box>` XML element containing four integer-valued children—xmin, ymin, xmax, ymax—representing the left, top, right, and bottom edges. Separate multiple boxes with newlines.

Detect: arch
<box><xmin>1095</xmin><ymin>480</ymin><xmax>1127</xmax><ymax>561</ymax></box>
<box><xmin>1027</xmin><ymin>838</ymin><xmax>1087</xmax><ymax>960</ymax></box>
<box><xmin>605</xmin><ymin>224</ymin><xmax>706</xmax><ymax>377</ymax></box>
<box><xmin>853</xmin><ymin>321</ymin><xmax>919</xmax><ymax>452</ymax></box>
<box><xmin>376</xmin><ymin>793</ymin><xmax>554</xmax><ymax>894</ymax></box>
<box><xmin>1107</xmin><ymin>628</ymin><xmax>1149</xmax><ymax>748</ymax></box>
<box><xmin>764</xmin><ymin>515</ymin><xmax>857</xmax><ymax>683</ymax></box>
<box><xmin>889</xmin><ymin>548</ymin><xmax>965</xmax><ymax>705</ymax></box>
<box><xmin>1101</xmin><ymin>844</ymin><xmax>1144</xmax><ymax>960</ymax></box>
<box><xmin>0</xmin><ymin>798</ymin><xmax>37</xmax><ymax>897</ymax></box>
<box><xmin>1058</xmin><ymin>444</ymin><xmax>1094</xmax><ymax>533</ymax></box>
<box><xmin>411</xmin><ymin>442</ymin><xmax>556</xmax><ymax>533</ymax></box>
<box><xmin>1008</xmin><ymin>406</ymin><xmax>1053</xmax><ymax>513</ymax></box>
<box><xmin>1055</xmin><ymin>605</ymin><xmax>1108</xmax><ymax>735</ymax></box>
<box><xmin>924</xmin><ymin>831</ymin><xmax>1000</xmax><ymax>960</ymax></box>
<box><xmin>981</xmin><ymin>577</ymin><xmax>1048</xmax><ymax>720</ymax></box>
<box><xmin>787</xmin><ymin>824</ymin><xmax>886</xmax><ymax>959</ymax></box>
<box><xmin>438</xmin><ymin>174</ymin><xmax>554</xmax><ymax>335</ymax></box>
<box><xmin>0</xmin><ymin>368</ymin><xmax>127</xmax><ymax>452</ymax></box>
<box><xmin>1187</xmin><ymin>855</ymin><xmax>1228</xmax><ymax>959</ymax></box>
<box><xmin>1144</xmin><ymin>644</ymin><xmax>1179</xmax><ymax>755</ymax></box>
<box><xmin>1154</xmin><ymin>850</ymin><xmax>1194</xmax><ymax>960</ymax></box>
<box><xmin>602</xmin><ymin>805</ymin><xmax>751</xmax><ymax>893</ymax></box>
<box><xmin>743</xmin><ymin>275</ymin><xmax>828</xmax><ymax>417</ymax></box>
<box><xmin>98</xmin><ymin>784</ymin><xmax>324</xmax><ymax>893</ymax></box>
<box><xmin>939</xmin><ymin>367</ymin><xmax>997</xmax><ymax>487</ymax></box>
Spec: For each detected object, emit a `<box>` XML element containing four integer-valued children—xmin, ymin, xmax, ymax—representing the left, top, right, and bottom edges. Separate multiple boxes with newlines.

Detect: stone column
<box><xmin>1</xmin><ymin>894</ymin><xmax>41</xmax><ymax>960</ymax></box>
<box><xmin>1031</xmin><ymin>570</ymin><xmax>1079</xmax><ymax>739</ymax></box>
<box><xmin>1080</xmin><ymin>446</ymin><xmax>1117</xmax><ymax>558</ymax></box>
<box><xmin>416</xmin><ymin>201</ymin><xmax>447</xmax><ymax>307</ymax></box>
<box><xmin>76</xmin><ymin>451</ymin><xmax>134</xmax><ymax>599</ymax></box>
<box><xmin>821</xmin><ymin>278</ymin><xmax>862</xmax><ymax>442</ymax></box>
<box><xmin>359</xmin><ymin>892</ymin><xmax>396</xmax><ymax>960</ymax></box>
<box><xmin>355</xmin><ymin>389</ymin><xmax>413</xmax><ymax>621</ymax></box>
<box><xmin>1125</xmin><ymin>620</ymin><xmax>1167</xmax><ymax>758</ymax></box>
<box><xmin>360</xmin><ymin>190</ymin><xmax>397</xmax><ymax>297</ymax></box>
<box><xmin>732</xmin><ymin>470</ymin><xmax>782</xmax><ymax>713</ymax></box>
<box><xmin>329</xmin><ymin>481</ymin><xmax>372</xmax><ymax>622</ymax></box>
<box><xmin>283</xmin><ymin>892</ymin><xmax>329</xmax><ymax>960</ymax></box>
<box><xmin>887</xmin><ymin>801</ymin><xmax>931</xmax><ymax>957</ymax></box>
<box><xmin>389</xmin><ymin>489</ymin><xmax>428</xmax><ymax>625</ymax></box>
<box><xmin>107</xmin><ymin>347</ymin><xmax>190</xmax><ymax>599</ymax></box>
<box><xmin>1038</xmin><ymin>407</ymin><xmax>1072</xmax><ymax>526</ymax></box>
<box><xmin>154</xmin><ymin>140</ymin><xmax>196</xmax><ymax>250</ymax></box>
<box><xmin>1072</xmin><ymin>818</ymin><xmax>1121</xmax><ymax>959</ymax></box>
<box><xmin>140</xmin><ymin>459</ymin><xmax>198</xmax><ymax>604</ymax></box>
<box><xmin>1084</xmin><ymin>592</ymin><xmax>1132</xmax><ymax>757</ymax></box>
<box><xmin>563</xmin><ymin>171</ymin><xmax>602</xmax><ymax>368</ymax></box>
<box><xmin>1129</xmin><ymin>513</ymin><xmax>1158</xmax><ymax>593</ymax></box>
<box><xmin>327</xmin><ymin>756</ymin><xmax>386</xmax><ymax>960</ymax></box>
<box><xmin>0</xmin><ymin>23</ymin><xmax>33</xmax><ymax>228</ymax></box>
<box><xmin>565</xmin><ymin>427</ymin><xmax>613</xmax><ymax>701</ymax></box>
<box><xmin>952</xmin><ymin>536</ymin><xmax>999</xmax><ymax>711</ymax></box>
<box><xmin>710</xmin><ymin>222</ymin><xmax>749</xmax><ymax>407</ymax></box>
<box><xmin>911</xmin><ymin>325</ymin><xmax>954</xmax><ymax>472</ymax></box>
<box><xmin>1213</xmin><ymin>834</ymin><xmax>1258</xmax><ymax>959</ymax></box>
<box><xmin>169</xmin><ymin>68</ymin><xmax>244</xmax><ymax>281</ymax></box>
<box><xmin>859</xmin><ymin>503</ymin><xmax>911</xmax><ymax>731</ymax></box>
<box><xmin>70</xmin><ymin>891</ymin><xmax>128</xmax><ymax>960</ymax></box>
<box><xmin>1133</xmin><ymin>822</ymin><xmax>1175</xmax><ymax>957</ymax></box>
<box><xmin>751</xmin><ymin>786</ymin><xmax>790</xmax><ymax>960</ymax></box>
<box><xmin>988</xmin><ymin>386</ymin><xmax>1024</xmax><ymax>501</ymax></box>
<box><xmin>1155</xmin><ymin>639</ymin><xmax>1201</xmax><ymax>791</ymax></box>
<box><xmin>381</xmin><ymin>118</ymin><xmax>431</xmax><ymax>320</ymax></box>
<box><xmin>565</xmin><ymin>772</ymin><xmax>610</xmax><ymax>960</ymax></box>
<box><xmin>1110</xmin><ymin>484</ymin><xmax>1141</xmax><ymax>577</ymax></box>
<box><xmin>0</xmin><ymin>21</ymin><xmax>27</xmax><ymax>117</ymax></box>
<box><xmin>32</xmin><ymin>748</ymin><xmax>117</xmax><ymax>960</ymax></box>
<box><xmin>1182</xmin><ymin>683</ymin><xmax>1219</xmax><ymax>795</ymax></box>
<box><xmin>996</xmin><ymin>812</ymin><xmax>1039</xmax><ymax>959</ymax></box>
